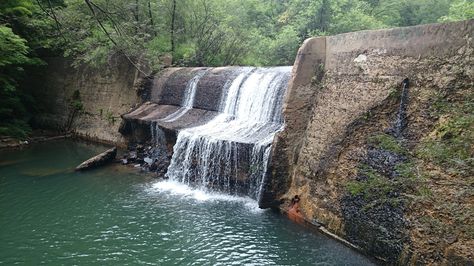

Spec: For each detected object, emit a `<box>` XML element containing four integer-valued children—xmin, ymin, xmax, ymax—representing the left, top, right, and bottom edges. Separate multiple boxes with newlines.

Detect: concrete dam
<box><xmin>120</xmin><ymin>67</ymin><xmax>292</xmax><ymax>205</ymax></box>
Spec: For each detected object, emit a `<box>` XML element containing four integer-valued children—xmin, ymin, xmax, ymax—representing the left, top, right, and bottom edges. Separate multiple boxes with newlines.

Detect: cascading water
<box><xmin>164</xmin><ymin>67</ymin><xmax>291</xmax><ymax>201</ymax></box>
<box><xmin>160</xmin><ymin>69</ymin><xmax>208</xmax><ymax>122</ymax></box>
<box><xmin>391</xmin><ymin>78</ymin><xmax>409</xmax><ymax>138</ymax></box>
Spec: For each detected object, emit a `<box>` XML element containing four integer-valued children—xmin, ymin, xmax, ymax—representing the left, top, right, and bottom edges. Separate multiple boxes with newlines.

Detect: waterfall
<box><xmin>390</xmin><ymin>78</ymin><xmax>409</xmax><ymax>139</ymax></box>
<box><xmin>160</xmin><ymin>69</ymin><xmax>208</xmax><ymax>122</ymax></box>
<box><xmin>165</xmin><ymin>67</ymin><xmax>291</xmax><ymax>200</ymax></box>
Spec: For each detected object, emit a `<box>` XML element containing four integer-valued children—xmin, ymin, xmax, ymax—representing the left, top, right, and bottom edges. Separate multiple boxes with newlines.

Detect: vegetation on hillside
<box><xmin>0</xmin><ymin>0</ymin><xmax>59</xmax><ymax>138</ymax></box>
<box><xmin>53</xmin><ymin>0</ymin><xmax>474</xmax><ymax>68</ymax></box>
<box><xmin>1</xmin><ymin>0</ymin><xmax>473</xmax><ymax>138</ymax></box>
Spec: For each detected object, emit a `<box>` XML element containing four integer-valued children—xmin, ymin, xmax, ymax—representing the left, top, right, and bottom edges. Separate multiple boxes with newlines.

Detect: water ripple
<box><xmin>0</xmin><ymin>141</ymin><xmax>375</xmax><ymax>265</ymax></box>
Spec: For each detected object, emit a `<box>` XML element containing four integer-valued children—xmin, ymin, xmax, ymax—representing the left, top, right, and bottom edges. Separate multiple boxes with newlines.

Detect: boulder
<box><xmin>75</xmin><ymin>147</ymin><xmax>117</xmax><ymax>171</ymax></box>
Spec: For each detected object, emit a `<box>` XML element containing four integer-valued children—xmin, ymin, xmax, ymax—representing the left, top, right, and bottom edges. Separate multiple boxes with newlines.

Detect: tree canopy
<box><xmin>52</xmin><ymin>0</ymin><xmax>474</xmax><ymax>68</ymax></box>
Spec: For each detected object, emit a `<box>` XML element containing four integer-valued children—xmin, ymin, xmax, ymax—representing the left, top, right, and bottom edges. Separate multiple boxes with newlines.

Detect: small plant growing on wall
<box><xmin>65</xmin><ymin>90</ymin><xmax>84</xmax><ymax>132</ymax></box>
<box><xmin>98</xmin><ymin>108</ymin><xmax>117</xmax><ymax>125</ymax></box>
<box><xmin>104</xmin><ymin>110</ymin><xmax>116</xmax><ymax>125</ymax></box>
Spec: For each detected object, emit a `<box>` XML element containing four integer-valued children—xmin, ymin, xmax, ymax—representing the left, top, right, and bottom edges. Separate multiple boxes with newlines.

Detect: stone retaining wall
<box><xmin>25</xmin><ymin>56</ymin><xmax>141</xmax><ymax>145</ymax></box>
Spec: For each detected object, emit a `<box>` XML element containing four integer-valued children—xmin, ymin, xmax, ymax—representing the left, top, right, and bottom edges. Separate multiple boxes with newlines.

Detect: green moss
<box><xmin>395</xmin><ymin>162</ymin><xmax>417</xmax><ymax>180</ymax></box>
<box><xmin>388</xmin><ymin>86</ymin><xmax>402</xmax><ymax>100</ymax></box>
<box><xmin>346</xmin><ymin>181</ymin><xmax>365</xmax><ymax>196</ymax></box>
<box><xmin>417</xmin><ymin>114</ymin><xmax>474</xmax><ymax>176</ymax></box>
<box><xmin>396</xmin><ymin>162</ymin><xmax>433</xmax><ymax>199</ymax></box>
<box><xmin>368</xmin><ymin>133</ymin><xmax>407</xmax><ymax>154</ymax></box>
<box><xmin>347</xmin><ymin>161</ymin><xmax>432</xmax><ymax>208</ymax></box>
<box><xmin>346</xmin><ymin>166</ymin><xmax>393</xmax><ymax>199</ymax></box>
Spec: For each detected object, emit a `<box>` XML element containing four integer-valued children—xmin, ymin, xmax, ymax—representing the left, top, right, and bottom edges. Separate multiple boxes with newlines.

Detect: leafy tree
<box><xmin>439</xmin><ymin>0</ymin><xmax>474</xmax><ymax>22</ymax></box>
<box><xmin>52</xmin><ymin>0</ymin><xmax>474</xmax><ymax>68</ymax></box>
<box><xmin>0</xmin><ymin>0</ymin><xmax>53</xmax><ymax>138</ymax></box>
<box><xmin>0</xmin><ymin>26</ymin><xmax>32</xmax><ymax>138</ymax></box>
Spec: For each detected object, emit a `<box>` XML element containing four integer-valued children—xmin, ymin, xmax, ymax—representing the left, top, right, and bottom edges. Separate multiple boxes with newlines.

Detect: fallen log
<box><xmin>75</xmin><ymin>147</ymin><xmax>117</xmax><ymax>171</ymax></box>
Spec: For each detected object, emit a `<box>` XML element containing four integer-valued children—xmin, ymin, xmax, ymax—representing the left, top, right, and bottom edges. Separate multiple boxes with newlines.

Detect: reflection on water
<box><xmin>0</xmin><ymin>140</ymin><xmax>375</xmax><ymax>265</ymax></box>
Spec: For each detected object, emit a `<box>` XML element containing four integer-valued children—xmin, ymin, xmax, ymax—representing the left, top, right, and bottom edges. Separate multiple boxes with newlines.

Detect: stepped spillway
<box><xmin>121</xmin><ymin>66</ymin><xmax>291</xmax><ymax>204</ymax></box>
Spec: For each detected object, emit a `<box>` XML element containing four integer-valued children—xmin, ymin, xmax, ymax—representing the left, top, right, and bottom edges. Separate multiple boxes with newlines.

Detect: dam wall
<box><xmin>24</xmin><ymin>56</ymin><xmax>141</xmax><ymax>145</ymax></box>
<box><xmin>268</xmin><ymin>19</ymin><xmax>473</xmax><ymax>264</ymax></box>
<box><xmin>121</xmin><ymin>67</ymin><xmax>291</xmax><ymax>202</ymax></box>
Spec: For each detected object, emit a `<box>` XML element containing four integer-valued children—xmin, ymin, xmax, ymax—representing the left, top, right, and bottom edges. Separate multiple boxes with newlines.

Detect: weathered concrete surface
<box><xmin>75</xmin><ymin>147</ymin><xmax>117</xmax><ymax>171</ymax></box>
<box><xmin>120</xmin><ymin>67</ymin><xmax>245</xmax><ymax>143</ymax></box>
<box><xmin>150</xmin><ymin>67</ymin><xmax>241</xmax><ymax>111</ymax></box>
<box><xmin>25</xmin><ymin>56</ymin><xmax>141</xmax><ymax>145</ymax></box>
<box><xmin>270</xmin><ymin>19</ymin><xmax>473</xmax><ymax>264</ymax></box>
<box><xmin>193</xmin><ymin>67</ymin><xmax>241</xmax><ymax>111</ymax></box>
<box><xmin>262</xmin><ymin>37</ymin><xmax>326</xmax><ymax>208</ymax></box>
<box><xmin>121</xmin><ymin>67</ymin><xmax>241</xmax><ymax>140</ymax></box>
<box><xmin>151</xmin><ymin>68</ymin><xmax>202</xmax><ymax>106</ymax></box>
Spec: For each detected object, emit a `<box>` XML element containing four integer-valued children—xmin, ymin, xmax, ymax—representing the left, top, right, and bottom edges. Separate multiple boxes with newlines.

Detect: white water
<box><xmin>164</xmin><ymin>67</ymin><xmax>291</xmax><ymax>201</ymax></box>
<box><xmin>160</xmin><ymin>69</ymin><xmax>208</xmax><ymax>122</ymax></box>
<box><xmin>150</xmin><ymin>180</ymin><xmax>264</xmax><ymax>213</ymax></box>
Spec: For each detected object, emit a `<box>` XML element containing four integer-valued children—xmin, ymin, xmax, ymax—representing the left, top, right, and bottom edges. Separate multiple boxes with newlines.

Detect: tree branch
<box><xmin>84</xmin><ymin>0</ymin><xmax>148</xmax><ymax>76</ymax></box>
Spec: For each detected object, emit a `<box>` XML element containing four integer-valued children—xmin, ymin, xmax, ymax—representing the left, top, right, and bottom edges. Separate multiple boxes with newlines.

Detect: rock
<box><xmin>121</xmin><ymin>158</ymin><xmax>128</xmax><ymax>165</ymax></box>
<box><xmin>128</xmin><ymin>151</ymin><xmax>137</xmax><ymax>162</ymax></box>
<box><xmin>354</xmin><ymin>54</ymin><xmax>368</xmax><ymax>63</ymax></box>
<box><xmin>365</xmin><ymin>147</ymin><xmax>405</xmax><ymax>178</ymax></box>
<box><xmin>149</xmin><ymin>161</ymin><xmax>158</xmax><ymax>172</ymax></box>
<box><xmin>75</xmin><ymin>147</ymin><xmax>117</xmax><ymax>171</ymax></box>
<box><xmin>446</xmin><ymin>235</ymin><xmax>458</xmax><ymax>244</ymax></box>
<box><xmin>144</xmin><ymin>157</ymin><xmax>153</xmax><ymax>164</ymax></box>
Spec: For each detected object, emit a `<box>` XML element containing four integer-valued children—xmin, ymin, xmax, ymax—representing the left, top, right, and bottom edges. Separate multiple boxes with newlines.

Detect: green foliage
<box><xmin>98</xmin><ymin>107</ymin><xmax>116</xmax><ymax>125</ymax></box>
<box><xmin>0</xmin><ymin>0</ymin><xmax>57</xmax><ymax>139</ymax></box>
<box><xmin>439</xmin><ymin>0</ymin><xmax>474</xmax><ymax>22</ymax></box>
<box><xmin>346</xmin><ymin>167</ymin><xmax>393</xmax><ymax>199</ymax></box>
<box><xmin>52</xmin><ymin>0</ymin><xmax>474</xmax><ymax>69</ymax></box>
<box><xmin>417</xmin><ymin>114</ymin><xmax>474</xmax><ymax>176</ymax></box>
<box><xmin>104</xmin><ymin>110</ymin><xmax>116</xmax><ymax>125</ymax></box>
<box><xmin>0</xmin><ymin>26</ymin><xmax>30</xmax><ymax>68</ymax></box>
<box><xmin>69</xmin><ymin>90</ymin><xmax>83</xmax><ymax>112</ymax></box>
<box><xmin>0</xmin><ymin>0</ymin><xmax>34</xmax><ymax>17</ymax></box>
<box><xmin>0</xmin><ymin>119</ymin><xmax>32</xmax><ymax>139</ymax></box>
<box><xmin>368</xmin><ymin>133</ymin><xmax>407</xmax><ymax>154</ymax></box>
<box><xmin>0</xmin><ymin>25</ymin><xmax>32</xmax><ymax>139</ymax></box>
<box><xmin>266</xmin><ymin>26</ymin><xmax>301</xmax><ymax>66</ymax></box>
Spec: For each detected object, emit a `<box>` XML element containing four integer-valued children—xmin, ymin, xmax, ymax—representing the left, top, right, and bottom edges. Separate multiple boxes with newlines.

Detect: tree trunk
<box><xmin>318</xmin><ymin>0</ymin><xmax>330</xmax><ymax>33</ymax></box>
<box><xmin>148</xmin><ymin>0</ymin><xmax>155</xmax><ymax>36</ymax></box>
<box><xmin>170</xmin><ymin>0</ymin><xmax>176</xmax><ymax>62</ymax></box>
<box><xmin>134</xmin><ymin>0</ymin><xmax>139</xmax><ymax>33</ymax></box>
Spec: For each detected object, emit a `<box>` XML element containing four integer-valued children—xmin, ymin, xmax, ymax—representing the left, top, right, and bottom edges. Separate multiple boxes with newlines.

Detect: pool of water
<box><xmin>0</xmin><ymin>140</ymin><xmax>375</xmax><ymax>265</ymax></box>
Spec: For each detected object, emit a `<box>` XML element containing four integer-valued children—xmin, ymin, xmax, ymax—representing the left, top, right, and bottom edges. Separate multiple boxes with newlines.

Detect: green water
<box><xmin>0</xmin><ymin>140</ymin><xmax>375</xmax><ymax>265</ymax></box>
